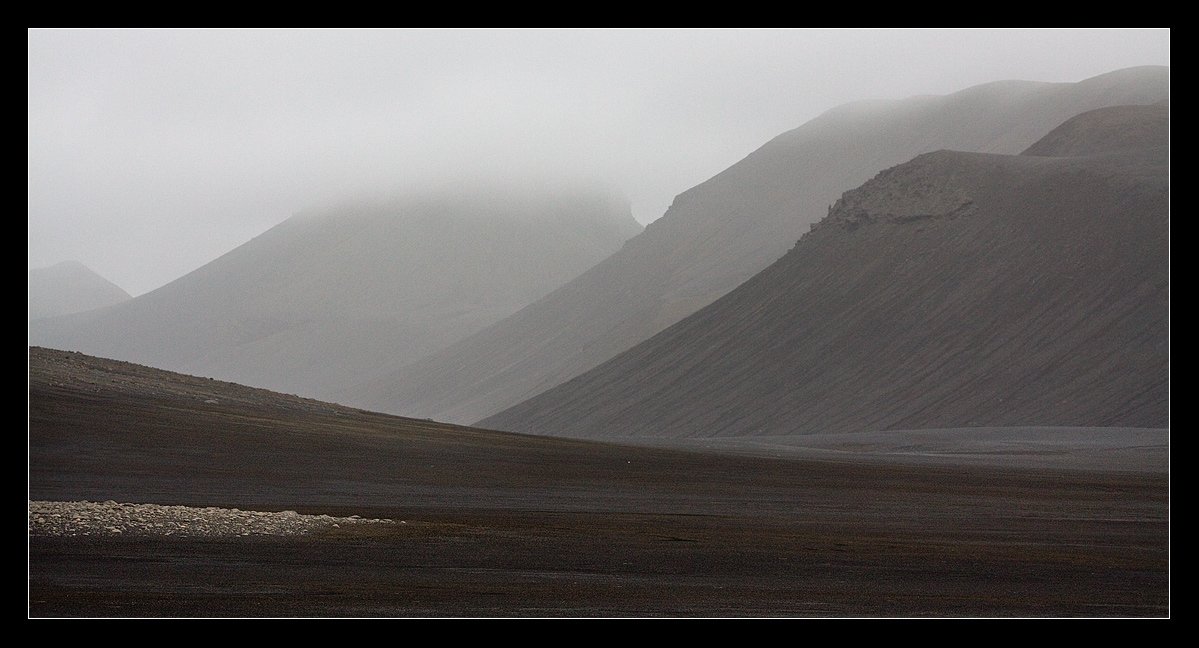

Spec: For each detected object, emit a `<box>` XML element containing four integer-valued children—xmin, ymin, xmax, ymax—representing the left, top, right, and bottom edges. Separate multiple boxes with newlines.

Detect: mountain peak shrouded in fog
<box><xmin>30</xmin><ymin>183</ymin><xmax>641</xmax><ymax>400</ymax></box>
<box><xmin>28</xmin><ymin>29</ymin><xmax>1169</xmax><ymax>296</ymax></box>
<box><xmin>358</xmin><ymin>65</ymin><xmax>1168</xmax><ymax>424</ymax></box>
<box><xmin>29</xmin><ymin>261</ymin><xmax>131</xmax><ymax>321</ymax></box>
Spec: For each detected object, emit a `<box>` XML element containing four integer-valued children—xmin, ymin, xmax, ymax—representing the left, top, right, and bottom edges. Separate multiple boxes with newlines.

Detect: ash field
<box><xmin>29</xmin><ymin>348</ymin><xmax>1166</xmax><ymax>617</ymax></box>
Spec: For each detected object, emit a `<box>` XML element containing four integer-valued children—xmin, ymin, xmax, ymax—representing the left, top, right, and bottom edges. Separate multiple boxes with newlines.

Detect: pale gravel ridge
<box><xmin>28</xmin><ymin>500</ymin><xmax>398</xmax><ymax>538</ymax></box>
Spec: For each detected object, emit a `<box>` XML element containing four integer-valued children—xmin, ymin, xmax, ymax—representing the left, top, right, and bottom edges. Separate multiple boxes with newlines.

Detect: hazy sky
<box><xmin>28</xmin><ymin>28</ymin><xmax>1169</xmax><ymax>296</ymax></box>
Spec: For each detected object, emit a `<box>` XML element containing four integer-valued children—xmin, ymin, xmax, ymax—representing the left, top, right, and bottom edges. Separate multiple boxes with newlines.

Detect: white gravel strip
<box><xmin>28</xmin><ymin>500</ymin><xmax>398</xmax><ymax>538</ymax></box>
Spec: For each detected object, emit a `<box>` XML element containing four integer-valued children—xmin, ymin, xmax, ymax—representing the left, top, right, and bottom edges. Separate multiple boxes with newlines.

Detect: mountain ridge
<box><xmin>358</xmin><ymin>66</ymin><xmax>1168</xmax><ymax>424</ymax></box>
<box><xmin>31</xmin><ymin>186</ymin><xmax>640</xmax><ymax>400</ymax></box>
<box><xmin>480</xmin><ymin>103</ymin><xmax>1168</xmax><ymax>438</ymax></box>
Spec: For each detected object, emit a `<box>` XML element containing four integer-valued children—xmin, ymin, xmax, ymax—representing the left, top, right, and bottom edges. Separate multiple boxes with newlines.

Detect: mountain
<box><xmin>479</xmin><ymin>103</ymin><xmax>1168</xmax><ymax>439</ymax></box>
<box><xmin>30</xmin><ymin>186</ymin><xmax>640</xmax><ymax>399</ymax></box>
<box><xmin>28</xmin><ymin>261</ymin><xmax>131</xmax><ymax>320</ymax></box>
<box><xmin>357</xmin><ymin>67</ymin><xmax>1169</xmax><ymax>424</ymax></box>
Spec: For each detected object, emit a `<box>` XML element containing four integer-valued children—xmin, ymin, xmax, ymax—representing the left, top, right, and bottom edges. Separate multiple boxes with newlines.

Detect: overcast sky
<box><xmin>28</xmin><ymin>28</ymin><xmax>1169</xmax><ymax>296</ymax></box>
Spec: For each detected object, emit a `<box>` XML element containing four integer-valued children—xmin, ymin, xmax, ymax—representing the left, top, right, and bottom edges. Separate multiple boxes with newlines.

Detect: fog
<box><xmin>28</xmin><ymin>28</ymin><xmax>1169</xmax><ymax>296</ymax></box>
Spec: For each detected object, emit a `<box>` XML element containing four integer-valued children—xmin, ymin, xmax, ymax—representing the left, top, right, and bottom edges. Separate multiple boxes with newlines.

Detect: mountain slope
<box><xmin>480</xmin><ymin>105</ymin><xmax>1168</xmax><ymax>439</ymax></box>
<box><xmin>28</xmin><ymin>261</ymin><xmax>131</xmax><ymax>320</ymax></box>
<box><xmin>1022</xmin><ymin>102</ymin><xmax>1168</xmax><ymax>157</ymax></box>
<box><xmin>359</xmin><ymin>66</ymin><xmax>1169</xmax><ymax>424</ymax></box>
<box><xmin>30</xmin><ymin>187</ymin><xmax>640</xmax><ymax>399</ymax></box>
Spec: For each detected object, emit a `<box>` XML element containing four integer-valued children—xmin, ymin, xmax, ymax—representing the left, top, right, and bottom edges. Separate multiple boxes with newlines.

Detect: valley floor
<box><xmin>30</xmin><ymin>454</ymin><xmax>1167</xmax><ymax>617</ymax></box>
<box><xmin>28</xmin><ymin>348</ymin><xmax>1168</xmax><ymax>617</ymax></box>
<box><xmin>622</xmin><ymin>427</ymin><xmax>1168</xmax><ymax>473</ymax></box>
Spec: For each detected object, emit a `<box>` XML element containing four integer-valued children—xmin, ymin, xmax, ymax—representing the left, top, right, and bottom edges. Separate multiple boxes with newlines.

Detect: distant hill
<box><xmin>481</xmin><ymin>103</ymin><xmax>1168</xmax><ymax>439</ymax></box>
<box><xmin>28</xmin><ymin>261</ymin><xmax>130</xmax><ymax>320</ymax></box>
<box><xmin>359</xmin><ymin>66</ymin><xmax>1169</xmax><ymax>424</ymax></box>
<box><xmin>1022</xmin><ymin>102</ymin><xmax>1168</xmax><ymax>157</ymax></box>
<box><xmin>30</xmin><ymin>187</ymin><xmax>640</xmax><ymax>399</ymax></box>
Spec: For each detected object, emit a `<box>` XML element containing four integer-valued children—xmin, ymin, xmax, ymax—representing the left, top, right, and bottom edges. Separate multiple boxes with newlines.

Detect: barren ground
<box><xmin>28</xmin><ymin>348</ymin><xmax>1168</xmax><ymax>617</ymax></box>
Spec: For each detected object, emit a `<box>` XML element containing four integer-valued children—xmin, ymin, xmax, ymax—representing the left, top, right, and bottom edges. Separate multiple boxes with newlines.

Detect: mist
<box><xmin>28</xmin><ymin>28</ymin><xmax>1169</xmax><ymax>296</ymax></box>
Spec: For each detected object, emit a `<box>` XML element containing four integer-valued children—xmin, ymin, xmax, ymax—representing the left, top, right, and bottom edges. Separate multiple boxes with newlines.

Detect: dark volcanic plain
<box><xmin>29</xmin><ymin>348</ymin><xmax>1167</xmax><ymax>617</ymax></box>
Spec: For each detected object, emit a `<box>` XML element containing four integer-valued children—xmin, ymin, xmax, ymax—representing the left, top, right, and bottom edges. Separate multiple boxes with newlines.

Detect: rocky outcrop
<box><xmin>815</xmin><ymin>152</ymin><xmax>979</xmax><ymax>232</ymax></box>
<box><xmin>28</xmin><ymin>500</ymin><xmax>397</xmax><ymax>538</ymax></box>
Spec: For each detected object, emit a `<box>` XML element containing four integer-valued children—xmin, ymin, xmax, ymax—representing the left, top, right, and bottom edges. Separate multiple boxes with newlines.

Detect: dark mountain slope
<box><xmin>360</xmin><ymin>67</ymin><xmax>1168</xmax><ymax>424</ymax></box>
<box><xmin>30</xmin><ymin>188</ymin><xmax>640</xmax><ymax>399</ymax></box>
<box><xmin>481</xmin><ymin>107</ymin><xmax>1168</xmax><ymax>439</ymax></box>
